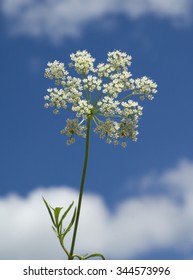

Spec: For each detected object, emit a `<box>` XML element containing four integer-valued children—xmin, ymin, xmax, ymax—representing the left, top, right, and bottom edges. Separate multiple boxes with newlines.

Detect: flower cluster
<box><xmin>44</xmin><ymin>61</ymin><xmax>68</xmax><ymax>85</ymax></box>
<box><xmin>69</xmin><ymin>50</ymin><xmax>95</xmax><ymax>74</ymax></box>
<box><xmin>44</xmin><ymin>50</ymin><xmax>157</xmax><ymax>147</ymax></box>
<box><xmin>60</xmin><ymin>119</ymin><xmax>86</xmax><ymax>145</ymax></box>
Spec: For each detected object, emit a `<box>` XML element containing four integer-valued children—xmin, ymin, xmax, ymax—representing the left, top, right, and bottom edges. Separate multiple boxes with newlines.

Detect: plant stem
<box><xmin>69</xmin><ymin>115</ymin><xmax>91</xmax><ymax>260</ymax></box>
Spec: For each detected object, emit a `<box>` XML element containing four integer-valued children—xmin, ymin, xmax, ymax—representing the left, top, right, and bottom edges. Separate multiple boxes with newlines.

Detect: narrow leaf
<box><xmin>54</xmin><ymin>207</ymin><xmax>63</xmax><ymax>227</ymax></box>
<box><xmin>58</xmin><ymin>201</ymin><xmax>74</xmax><ymax>228</ymax></box>
<box><xmin>62</xmin><ymin>207</ymin><xmax>77</xmax><ymax>242</ymax></box>
<box><xmin>42</xmin><ymin>197</ymin><xmax>56</xmax><ymax>227</ymax></box>
<box><xmin>52</xmin><ymin>226</ymin><xmax>58</xmax><ymax>235</ymax></box>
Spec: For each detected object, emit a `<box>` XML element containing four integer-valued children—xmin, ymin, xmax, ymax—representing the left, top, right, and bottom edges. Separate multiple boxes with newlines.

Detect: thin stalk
<box><xmin>59</xmin><ymin>238</ymin><xmax>70</xmax><ymax>259</ymax></box>
<box><xmin>119</xmin><ymin>93</ymin><xmax>134</xmax><ymax>102</ymax></box>
<box><xmin>69</xmin><ymin>115</ymin><xmax>91</xmax><ymax>260</ymax></box>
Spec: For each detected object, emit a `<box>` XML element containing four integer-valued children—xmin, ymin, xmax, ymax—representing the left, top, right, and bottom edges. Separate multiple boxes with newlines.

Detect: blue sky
<box><xmin>0</xmin><ymin>0</ymin><xmax>193</xmax><ymax>260</ymax></box>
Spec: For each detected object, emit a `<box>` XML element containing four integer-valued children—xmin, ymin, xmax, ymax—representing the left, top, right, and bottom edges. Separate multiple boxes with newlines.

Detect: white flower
<box><xmin>132</xmin><ymin>76</ymin><xmax>158</xmax><ymax>100</ymax></box>
<box><xmin>60</xmin><ymin>119</ymin><xmax>86</xmax><ymax>144</ymax></box>
<box><xmin>44</xmin><ymin>60</ymin><xmax>68</xmax><ymax>85</ymax></box>
<box><xmin>69</xmin><ymin>50</ymin><xmax>95</xmax><ymax>75</ymax></box>
<box><xmin>83</xmin><ymin>75</ymin><xmax>102</xmax><ymax>92</ymax></box>
<box><xmin>94</xmin><ymin>118</ymin><xmax>119</xmax><ymax>140</ymax></box>
<box><xmin>96</xmin><ymin>63</ymin><xmax>112</xmax><ymax>78</ymax></box>
<box><xmin>118</xmin><ymin>118</ymin><xmax>139</xmax><ymax>142</ymax></box>
<box><xmin>107</xmin><ymin>50</ymin><xmax>132</xmax><ymax>70</ymax></box>
<box><xmin>97</xmin><ymin>96</ymin><xmax>121</xmax><ymax>116</ymax></box>
<box><xmin>44</xmin><ymin>50</ymin><xmax>157</xmax><ymax>146</ymax></box>
<box><xmin>72</xmin><ymin>99</ymin><xmax>93</xmax><ymax>119</ymax></box>
<box><xmin>44</xmin><ymin>88</ymin><xmax>68</xmax><ymax>113</ymax></box>
<box><xmin>121</xmin><ymin>100</ymin><xmax>143</xmax><ymax>117</ymax></box>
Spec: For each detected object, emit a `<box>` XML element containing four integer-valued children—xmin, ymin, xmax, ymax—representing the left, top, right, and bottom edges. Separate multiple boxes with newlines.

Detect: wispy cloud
<box><xmin>1</xmin><ymin>0</ymin><xmax>192</xmax><ymax>42</ymax></box>
<box><xmin>0</xmin><ymin>159</ymin><xmax>193</xmax><ymax>259</ymax></box>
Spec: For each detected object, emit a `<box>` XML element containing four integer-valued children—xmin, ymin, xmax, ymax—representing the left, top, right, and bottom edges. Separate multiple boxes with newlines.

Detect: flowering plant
<box><xmin>43</xmin><ymin>50</ymin><xmax>157</xmax><ymax>260</ymax></box>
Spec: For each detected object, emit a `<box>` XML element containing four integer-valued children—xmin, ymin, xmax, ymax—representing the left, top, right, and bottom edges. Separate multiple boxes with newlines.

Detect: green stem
<box><xmin>59</xmin><ymin>237</ymin><xmax>70</xmax><ymax>259</ymax></box>
<box><xmin>119</xmin><ymin>93</ymin><xmax>133</xmax><ymax>102</ymax></box>
<box><xmin>69</xmin><ymin>115</ymin><xmax>91</xmax><ymax>260</ymax></box>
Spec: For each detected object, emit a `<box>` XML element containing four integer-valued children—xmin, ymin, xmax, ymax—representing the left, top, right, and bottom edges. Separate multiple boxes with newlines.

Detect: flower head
<box><xmin>69</xmin><ymin>50</ymin><xmax>95</xmax><ymax>75</ymax></box>
<box><xmin>44</xmin><ymin>50</ymin><xmax>157</xmax><ymax>146</ymax></box>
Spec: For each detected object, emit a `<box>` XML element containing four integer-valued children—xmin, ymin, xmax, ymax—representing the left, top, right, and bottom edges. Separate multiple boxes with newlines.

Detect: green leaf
<box><xmin>54</xmin><ymin>207</ymin><xmax>63</xmax><ymax>227</ymax></box>
<box><xmin>61</xmin><ymin>207</ymin><xmax>76</xmax><ymax>243</ymax></box>
<box><xmin>58</xmin><ymin>201</ymin><xmax>74</xmax><ymax>228</ymax></box>
<box><xmin>52</xmin><ymin>226</ymin><xmax>58</xmax><ymax>235</ymax></box>
<box><xmin>43</xmin><ymin>197</ymin><xmax>56</xmax><ymax>227</ymax></box>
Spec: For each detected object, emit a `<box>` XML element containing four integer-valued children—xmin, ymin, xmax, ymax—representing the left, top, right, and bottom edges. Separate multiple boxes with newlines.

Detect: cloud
<box><xmin>1</xmin><ymin>0</ymin><xmax>192</xmax><ymax>42</ymax></box>
<box><xmin>0</xmin><ymin>159</ymin><xmax>193</xmax><ymax>259</ymax></box>
<box><xmin>124</xmin><ymin>0</ymin><xmax>192</xmax><ymax>19</ymax></box>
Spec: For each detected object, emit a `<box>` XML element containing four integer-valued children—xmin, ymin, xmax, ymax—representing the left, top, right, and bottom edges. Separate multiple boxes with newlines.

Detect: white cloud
<box><xmin>123</xmin><ymin>0</ymin><xmax>192</xmax><ymax>19</ymax></box>
<box><xmin>1</xmin><ymin>0</ymin><xmax>192</xmax><ymax>42</ymax></box>
<box><xmin>0</xmin><ymin>159</ymin><xmax>193</xmax><ymax>259</ymax></box>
